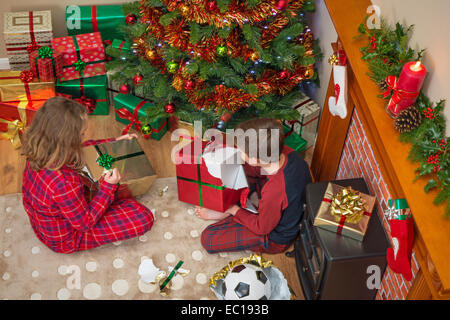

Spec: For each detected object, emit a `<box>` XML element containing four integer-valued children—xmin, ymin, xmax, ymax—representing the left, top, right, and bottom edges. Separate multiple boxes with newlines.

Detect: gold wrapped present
<box><xmin>83</xmin><ymin>138</ymin><xmax>157</xmax><ymax>197</ymax></box>
<box><xmin>0</xmin><ymin>70</ymin><xmax>55</xmax><ymax>103</ymax></box>
<box><xmin>313</xmin><ymin>183</ymin><xmax>376</xmax><ymax>242</ymax></box>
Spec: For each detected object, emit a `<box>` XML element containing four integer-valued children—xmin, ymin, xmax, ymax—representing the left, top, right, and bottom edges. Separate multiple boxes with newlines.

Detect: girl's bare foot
<box><xmin>194</xmin><ymin>206</ymin><xmax>230</xmax><ymax>220</ymax></box>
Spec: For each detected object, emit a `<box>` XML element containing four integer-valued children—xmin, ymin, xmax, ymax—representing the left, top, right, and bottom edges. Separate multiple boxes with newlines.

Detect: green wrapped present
<box><xmin>114</xmin><ymin>93</ymin><xmax>168</xmax><ymax>141</ymax></box>
<box><xmin>284</xmin><ymin>125</ymin><xmax>307</xmax><ymax>157</ymax></box>
<box><xmin>110</xmin><ymin>39</ymin><xmax>130</xmax><ymax>53</ymax></box>
<box><xmin>66</xmin><ymin>5</ymin><xmax>126</xmax><ymax>42</ymax></box>
<box><xmin>56</xmin><ymin>75</ymin><xmax>109</xmax><ymax>115</ymax></box>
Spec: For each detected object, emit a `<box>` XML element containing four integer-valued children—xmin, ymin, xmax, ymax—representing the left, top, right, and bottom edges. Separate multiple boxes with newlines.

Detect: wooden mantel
<box><xmin>316</xmin><ymin>0</ymin><xmax>450</xmax><ymax>299</ymax></box>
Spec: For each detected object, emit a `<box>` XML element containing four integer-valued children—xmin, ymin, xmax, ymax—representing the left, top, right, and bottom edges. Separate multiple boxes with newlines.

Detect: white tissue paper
<box><xmin>138</xmin><ymin>259</ymin><xmax>166</xmax><ymax>284</ymax></box>
<box><xmin>201</xmin><ymin>146</ymin><xmax>248</xmax><ymax>190</ymax></box>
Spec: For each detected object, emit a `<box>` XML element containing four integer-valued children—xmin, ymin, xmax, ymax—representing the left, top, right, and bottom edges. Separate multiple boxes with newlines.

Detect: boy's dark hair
<box><xmin>234</xmin><ymin>118</ymin><xmax>285</xmax><ymax>161</ymax></box>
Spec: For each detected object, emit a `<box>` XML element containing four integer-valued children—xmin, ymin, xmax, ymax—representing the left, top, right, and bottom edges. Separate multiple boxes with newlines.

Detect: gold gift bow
<box><xmin>330</xmin><ymin>187</ymin><xmax>368</xmax><ymax>224</ymax></box>
<box><xmin>0</xmin><ymin>99</ymin><xmax>28</xmax><ymax>148</ymax></box>
<box><xmin>209</xmin><ymin>254</ymin><xmax>273</xmax><ymax>287</ymax></box>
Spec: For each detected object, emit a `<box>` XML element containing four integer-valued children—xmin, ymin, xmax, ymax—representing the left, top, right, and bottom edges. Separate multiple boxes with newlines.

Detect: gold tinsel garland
<box><xmin>161</xmin><ymin>0</ymin><xmax>307</xmax><ymax>29</ymax></box>
<box><xmin>136</xmin><ymin>0</ymin><xmax>315</xmax><ymax>112</ymax></box>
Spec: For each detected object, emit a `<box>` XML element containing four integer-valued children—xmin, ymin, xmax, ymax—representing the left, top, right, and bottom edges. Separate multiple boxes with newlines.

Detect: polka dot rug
<box><xmin>0</xmin><ymin>178</ymin><xmax>247</xmax><ymax>300</ymax></box>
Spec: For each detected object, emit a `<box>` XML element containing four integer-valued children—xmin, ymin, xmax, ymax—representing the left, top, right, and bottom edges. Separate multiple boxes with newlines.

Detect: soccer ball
<box><xmin>222</xmin><ymin>264</ymin><xmax>271</xmax><ymax>300</ymax></box>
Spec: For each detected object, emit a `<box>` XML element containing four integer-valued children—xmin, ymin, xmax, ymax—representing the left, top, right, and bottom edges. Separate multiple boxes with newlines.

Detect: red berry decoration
<box><xmin>125</xmin><ymin>14</ymin><xmax>137</xmax><ymax>25</ymax></box>
<box><xmin>133</xmin><ymin>74</ymin><xmax>144</xmax><ymax>85</ymax></box>
<box><xmin>164</xmin><ymin>103</ymin><xmax>176</xmax><ymax>114</ymax></box>
<box><xmin>119</xmin><ymin>84</ymin><xmax>131</xmax><ymax>94</ymax></box>
<box><xmin>183</xmin><ymin>79</ymin><xmax>195</xmax><ymax>91</ymax></box>
<box><xmin>278</xmin><ymin>70</ymin><xmax>290</xmax><ymax>80</ymax></box>
<box><xmin>206</xmin><ymin>1</ymin><xmax>218</xmax><ymax>11</ymax></box>
<box><xmin>423</xmin><ymin>107</ymin><xmax>436</xmax><ymax>120</ymax></box>
<box><xmin>275</xmin><ymin>0</ymin><xmax>289</xmax><ymax>10</ymax></box>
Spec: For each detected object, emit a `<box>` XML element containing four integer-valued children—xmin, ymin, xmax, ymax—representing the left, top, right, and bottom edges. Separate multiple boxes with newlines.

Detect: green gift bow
<box><xmin>94</xmin><ymin>145</ymin><xmax>145</xmax><ymax>171</ymax></box>
<box><xmin>38</xmin><ymin>46</ymin><xmax>53</xmax><ymax>59</ymax></box>
<box><xmin>74</xmin><ymin>60</ymin><xmax>87</xmax><ymax>73</ymax></box>
<box><xmin>97</xmin><ymin>153</ymin><xmax>115</xmax><ymax>170</ymax></box>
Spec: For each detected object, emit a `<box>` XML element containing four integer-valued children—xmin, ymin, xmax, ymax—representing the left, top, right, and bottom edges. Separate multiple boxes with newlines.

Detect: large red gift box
<box><xmin>175</xmin><ymin>139</ymin><xmax>244</xmax><ymax>213</ymax></box>
<box><xmin>51</xmin><ymin>32</ymin><xmax>106</xmax><ymax>82</ymax></box>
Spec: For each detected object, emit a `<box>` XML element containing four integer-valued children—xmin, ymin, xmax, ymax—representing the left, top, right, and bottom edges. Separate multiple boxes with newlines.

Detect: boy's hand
<box><xmin>225</xmin><ymin>205</ymin><xmax>241</xmax><ymax>216</ymax></box>
<box><xmin>116</xmin><ymin>133</ymin><xmax>138</xmax><ymax>141</ymax></box>
<box><xmin>103</xmin><ymin>168</ymin><xmax>121</xmax><ymax>185</ymax></box>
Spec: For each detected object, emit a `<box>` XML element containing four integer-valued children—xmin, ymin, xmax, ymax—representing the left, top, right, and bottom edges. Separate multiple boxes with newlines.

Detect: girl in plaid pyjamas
<box><xmin>21</xmin><ymin>97</ymin><xmax>154</xmax><ymax>254</ymax></box>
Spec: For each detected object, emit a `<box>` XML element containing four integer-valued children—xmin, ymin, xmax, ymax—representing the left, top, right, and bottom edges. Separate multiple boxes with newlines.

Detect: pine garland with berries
<box><xmin>358</xmin><ymin>20</ymin><xmax>449</xmax><ymax>216</ymax></box>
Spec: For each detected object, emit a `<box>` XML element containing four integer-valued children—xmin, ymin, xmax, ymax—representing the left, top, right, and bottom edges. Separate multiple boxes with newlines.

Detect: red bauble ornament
<box><xmin>119</xmin><ymin>84</ymin><xmax>131</xmax><ymax>94</ymax></box>
<box><xmin>183</xmin><ymin>79</ymin><xmax>195</xmax><ymax>91</ymax></box>
<box><xmin>220</xmin><ymin>113</ymin><xmax>231</xmax><ymax>122</ymax></box>
<box><xmin>133</xmin><ymin>74</ymin><xmax>144</xmax><ymax>85</ymax></box>
<box><xmin>275</xmin><ymin>0</ymin><xmax>289</xmax><ymax>10</ymax></box>
<box><xmin>164</xmin><ymin>103</ymin><xmax>176</xmax><ymax>114</ymax></box>
<box><xmin>278</xmin><ymin>70</ymin><xmax>290</xmax><ymax>80</ymax></box>
<box><xmin>206</xmin><ymin>1</ymin><xmax>218</xmax><ymax>11</ymax></box>
<box><xmin>125</xmin><ymin>14</ymin><xmax>137</xmax><ymax>25</ymax></box>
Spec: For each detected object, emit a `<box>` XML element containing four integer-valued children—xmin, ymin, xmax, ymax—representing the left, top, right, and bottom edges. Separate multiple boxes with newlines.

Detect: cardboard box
<box><xmin>283</xmin><ymin>95</ymin><xmax>321</xmax><ymax>149</ymax></box>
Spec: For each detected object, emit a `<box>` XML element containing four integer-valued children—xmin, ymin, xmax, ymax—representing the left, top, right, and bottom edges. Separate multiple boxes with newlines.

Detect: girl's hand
<box><xmin>116</xmin><ymin>133</ymin><xmax>138</xmax><ymax>141</ymax></box>
<box><xmin>103</xmin><ymin>168</ymin><xmax>121</xmax><ymax>185</ymax></box>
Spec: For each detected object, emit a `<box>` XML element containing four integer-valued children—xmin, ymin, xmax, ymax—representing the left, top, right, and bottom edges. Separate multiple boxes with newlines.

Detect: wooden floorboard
<box><xmin>1</xmin><ymin>113</ymin><xmax>311</xmax><ymax>300</ymax></box>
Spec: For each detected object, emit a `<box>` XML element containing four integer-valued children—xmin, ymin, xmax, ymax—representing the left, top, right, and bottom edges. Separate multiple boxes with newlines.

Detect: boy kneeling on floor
<box><xmin>196</xmin><ymin>118</ymin><xmax>312</xmax><ymax>254</ymax></box>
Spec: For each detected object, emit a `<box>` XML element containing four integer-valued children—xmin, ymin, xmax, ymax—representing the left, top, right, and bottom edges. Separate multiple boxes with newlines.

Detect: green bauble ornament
<box><xmin>216</xmin><ymin>45</ymin><xmax>228</xmax><ymax>57</ymax></box>
<box><xmin>167</xmin><ymin>61</ymin><xmax>178</xmax><ymax>73</ymax></box>
<box><xmin>141</xmin><ymin>124</ymin><xmax>152</xmax><ymax>135</ymax></box>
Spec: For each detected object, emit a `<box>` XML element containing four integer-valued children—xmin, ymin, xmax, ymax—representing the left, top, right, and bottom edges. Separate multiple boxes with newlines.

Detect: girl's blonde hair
<box><xmin>21</xmin><ymin>96</ymin><xmax>88</xmax><ymax>171</ymax></box>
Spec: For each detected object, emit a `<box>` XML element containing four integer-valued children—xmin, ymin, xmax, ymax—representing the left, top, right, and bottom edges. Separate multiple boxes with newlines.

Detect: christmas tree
<box><xmin>107</xmin><ymin>0</ymin><xmax>321</xmax><ymax>131</ymax></box>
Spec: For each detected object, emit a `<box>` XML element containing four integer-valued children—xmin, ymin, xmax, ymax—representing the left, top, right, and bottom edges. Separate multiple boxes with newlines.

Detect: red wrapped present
<box><xmin>0</xmin><ymin>99</ymin><xmax>46</xmax><ymax>148</ymax></box>
<box><xmin>175</xmin><ymin>139</ymin><xmax>246</xmax><ymax>213</ymax></box>
<box><xmin>51</xmin><ymin>32</ymin><xmax>106</xmax><ymax>82</ymax></box>
<box><xmin>29</xmin><ymin>46</ymin><xmax>64</xmax><ymax>82</ymax></box>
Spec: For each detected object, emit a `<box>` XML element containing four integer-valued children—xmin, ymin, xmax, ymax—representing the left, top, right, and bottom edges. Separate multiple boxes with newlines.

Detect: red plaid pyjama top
<box><xmin>22</xmin><ymin>138</ymin><xmax>154</xmax><ymax>254</ymax></box>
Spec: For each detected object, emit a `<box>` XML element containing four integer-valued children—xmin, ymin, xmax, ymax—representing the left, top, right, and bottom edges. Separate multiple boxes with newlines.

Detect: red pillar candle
<box><xmin>387</xmin><ymin>61</ymin><xmax>427</xmax><ymax>117</ymax></box>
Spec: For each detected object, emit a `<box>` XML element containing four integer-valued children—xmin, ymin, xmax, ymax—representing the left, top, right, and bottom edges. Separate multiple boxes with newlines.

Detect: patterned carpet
<box><xmin>0</xmin><ymin>177</ymin><xmax>248</xmax><ymax>300</ymax></box>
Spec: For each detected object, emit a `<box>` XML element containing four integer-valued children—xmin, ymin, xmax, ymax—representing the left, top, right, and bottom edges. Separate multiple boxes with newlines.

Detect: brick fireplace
<box><xmin>335</xmin><ymin>109</ymin><xmax>420</xmax><ymax>300</ymax></box>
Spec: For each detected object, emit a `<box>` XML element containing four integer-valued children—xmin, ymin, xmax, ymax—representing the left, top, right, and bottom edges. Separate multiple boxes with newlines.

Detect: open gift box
<box><xmin>175</xmin><ymin>140</ymin><xmax>247</xmax><ymax>213</ymax></box>
<box><xmin>83</xmin><ymin>138</ymin><xmax>157</xmax><ymax>197</ymax></box>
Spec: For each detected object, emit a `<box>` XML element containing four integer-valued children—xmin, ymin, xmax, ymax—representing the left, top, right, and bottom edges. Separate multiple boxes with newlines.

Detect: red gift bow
<box><xmin>0</xmin><ymin>71</ymin><xmax>34</xmax><ymax>103</ymax></box>
<box><xmin>322</xmin><ymin>198</ymin><xmax>372</xmax><ymax>235</ymax></box>
<box><xmin>114</xmin><ymin>100</ymin><xmax>146</xmax><ymax>136</ymax></box>
<box><xmin>75</xmin><ymin>96</ymin><xmax>97</xmax><ymax>113</ymax></box>
<box><xmin>383</xmin><ymin>75</ymin><xmax>420</xmax><ymax>108</ymax></box>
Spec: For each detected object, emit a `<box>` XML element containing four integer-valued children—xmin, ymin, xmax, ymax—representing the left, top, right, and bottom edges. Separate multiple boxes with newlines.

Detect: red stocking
<box><xmin>386</xmin><ymin>218</ymin><xmax>414</xmax><ymax>281</ymax></box>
